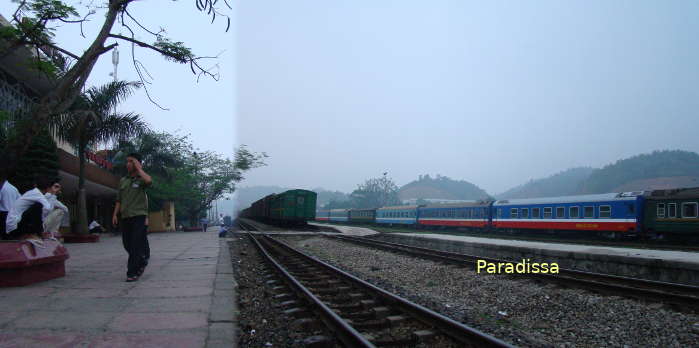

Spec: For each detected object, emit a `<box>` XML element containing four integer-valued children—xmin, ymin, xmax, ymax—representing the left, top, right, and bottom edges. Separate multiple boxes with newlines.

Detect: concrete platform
<box><xmin>371</xmin><ymin>233</ymin><xmax>699</xmax><ymax>286</ymax></box>
<box><xmin>308</xmin><ymin>222</ymin><xmax>379</xmax><ymax>236</ymax></box>
<box><xmin>0</xmin><ymin>228</ymin><xmax>237</xmax><ymax>348</ymax></box>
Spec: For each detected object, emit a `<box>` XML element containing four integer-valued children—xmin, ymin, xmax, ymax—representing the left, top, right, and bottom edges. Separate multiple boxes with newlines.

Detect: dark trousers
<box><xmin>1</xmin><ymin>203</ymin><xmax>42</xmax><ymax>240</ymax></box>
<box><xmin>0</xmin><ymin>211</ymin><xmax>7</xmax><ymax>237</ymax></box>
<box><xmin>120</xmin><ymin>215</ymin><xmax>148</xmax><ymax>277</ymax></box>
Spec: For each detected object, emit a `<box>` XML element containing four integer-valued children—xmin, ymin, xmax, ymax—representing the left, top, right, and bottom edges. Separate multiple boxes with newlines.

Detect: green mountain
<box><xmin>578</xmin><ymin>150</ymin><xmax>699</xmax><ymax>194</ymax></box>
<box><xmin>398</xmin><ymin>174</ymin><xmax>491</xmax><ymax>201</ymax></box>
<box><xmin>499</xmin><ymin>150</ymin><xmax>699</xmax><ymax>198</ymax></box>
<box><xmin>497</xmin><ymin>167</ymin><xmax>595</xmax><ymax>199</ymax></box>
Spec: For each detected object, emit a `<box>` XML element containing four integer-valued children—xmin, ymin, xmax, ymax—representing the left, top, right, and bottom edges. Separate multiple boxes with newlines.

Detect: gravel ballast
<box><xmin>290</xmin><ymin>236</ymin><xmax>699</xmax><ymax>348</ymax></box>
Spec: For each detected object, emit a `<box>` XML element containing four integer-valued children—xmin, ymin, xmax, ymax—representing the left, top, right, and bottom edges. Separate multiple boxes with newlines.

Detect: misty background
<box><xmin>235</xmin><ymin>0</ymin><xmax>699</xmax><ymax>211</ymax></box>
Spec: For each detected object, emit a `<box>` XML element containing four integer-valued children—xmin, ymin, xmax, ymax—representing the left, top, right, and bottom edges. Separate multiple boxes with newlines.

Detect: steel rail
<box><xmin>262</xmin><ymin>234</ymin><xmax>516</xmax><ymax>348</ymax></box>
<box><xmin>248</xmin><ymin>233</ymin><xmax>376</xmax><ymax>347</ymax></box>
<box><xmin>329</xmin><ymin>235</ymin><xmax>699</xmax><ymax>312</ymax></box>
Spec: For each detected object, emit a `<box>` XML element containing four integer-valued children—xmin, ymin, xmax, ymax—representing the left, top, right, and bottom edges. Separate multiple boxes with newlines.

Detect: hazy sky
<box><xmin>1</xmin><ymin>0</ymin><xmax>236</xmax><ymax>158</ymax></box>
<box><xmin>237</xmin><ymin>0</ymin><xmax>699</xmax><ymax>194</ymax></box>
<box><xmin>3</xmin><ymin>1</ymin><xmax>699</xmax><ymax>196</ymax></box>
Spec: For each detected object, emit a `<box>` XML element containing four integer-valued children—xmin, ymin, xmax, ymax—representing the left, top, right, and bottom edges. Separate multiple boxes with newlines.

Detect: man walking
<box><xmin>112</xmin><ymin>153</ymin><xmax>152</xmax><ymax>282</ymax></box>
<box><xmin>200</xmin><ymin>217</ymin><xmax>209</xmax><ymax>232</ymax></box>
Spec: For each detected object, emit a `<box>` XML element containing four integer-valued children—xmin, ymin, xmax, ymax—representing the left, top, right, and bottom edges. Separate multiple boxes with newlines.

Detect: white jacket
<box><xmin>5</xmin><ymin>188</ymin><xmax>53</xmax><ymax>234</ymax></box>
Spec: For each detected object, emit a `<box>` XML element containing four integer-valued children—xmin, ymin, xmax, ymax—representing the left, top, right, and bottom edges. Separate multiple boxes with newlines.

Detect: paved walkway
<box><xmin>308</xmin><ymin>222</ymin><xmax>379</xmax><ymax>236</ymax></box>
<box><xmin>0</xmin><ymin>228</ymin><xmax>237</xmax><ymax>348</ymax></box>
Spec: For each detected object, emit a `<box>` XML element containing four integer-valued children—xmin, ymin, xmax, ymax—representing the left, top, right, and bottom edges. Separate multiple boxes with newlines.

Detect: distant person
<box><xmin>200</xmin><ymin>217</ymin><xmax>209</xmax><ymax>232</ymax></box>
<box><xmin>88</xmin><ymin>220</ymin><xmax>106</xmax><ymax>234</ymax></box>
<box><xmin>43</xmin><ymin>182</ymin><xmax>69</xmax><ymax>239</ymax></box>
<box><xmin>112</xmin><ymin>153</ymin><xmax>152</xmax><ymax>282</ymax></box>
<box><xmin>218</xmin><ymin>225</ymin><xmax>228</xmax><ymax>238</ymax></box>
<box><xmin>4</xmin><ymin>177</ymin><xmax>59</xmax><ymax>241</ymax></box>
<box><xmin>0</xmin><ymin>180</ymin><xmax>20</xmax><ymax>237</ymax></box>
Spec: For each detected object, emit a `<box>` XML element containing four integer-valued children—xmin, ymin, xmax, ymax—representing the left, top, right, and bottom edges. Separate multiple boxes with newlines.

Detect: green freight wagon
<box><xmin>349</xmin><ymin>208</ymin><xmax>376</xmax><ymax>224</ymax></box>
<box><xmin>643</xmin><ymin>187</ymin><xmax>699</xmax><ymax>239</ymax></box>
<box><xmin>269</xmin><ymin>189</ymin><xmax>317</xmax><ymax>225</ymax></box>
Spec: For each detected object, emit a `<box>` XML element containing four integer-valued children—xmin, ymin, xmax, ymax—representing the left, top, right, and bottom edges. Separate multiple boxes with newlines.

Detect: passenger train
<box><xmin>316</xmin><ymin>188</ymin><xmax>699</xmax><ymax>239</ymax></box>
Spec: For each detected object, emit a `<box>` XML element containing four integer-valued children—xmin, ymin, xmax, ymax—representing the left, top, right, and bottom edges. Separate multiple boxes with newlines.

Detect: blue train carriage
<box><xmin>329</xmin><ymin>209</ymin><xmax>350</xmax><ymax>222</ymax></box>
<box><xmin>376</xmin><ymin>205</ymin><xmax>419</xmax><ymax>225</ymax></box>
<box><xmin>349</xmin><ymin>208</ymin><xmax>377</xmax><ymax>224</ymax></box>
<box><xmin>417</xmin><ymin>201</ymin><xmax>492</xmax><ymax>230</ymax></box>
<box><xmin>492</xmin><ymin>192</ymin><xmax>644</xmax><ymax>238</ymax></box>
<box><xmin>315</xmin><ymin>209</ymin><xmax>331</xmax><ymax>222</ymax></box>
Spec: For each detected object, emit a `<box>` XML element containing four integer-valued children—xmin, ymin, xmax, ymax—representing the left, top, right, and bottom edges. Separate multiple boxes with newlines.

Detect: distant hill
<box><xmin>578</xmin><ymin>150</ymin><xmax>699</xmax><ymax>194</ymax></box>
<box><xmin>497</xmin><ymin>167</ymin><xmax>595</xmax><ymax>199</ymax></box>
<box><xmin>498</xmin><ymin>150</ymin><xmax>699</xmax><ymax>199</ymax></box>
<box><xmin>398</xmin><ymin>174</ymin><xmax>491</xmax><ymax>201</ymax></box>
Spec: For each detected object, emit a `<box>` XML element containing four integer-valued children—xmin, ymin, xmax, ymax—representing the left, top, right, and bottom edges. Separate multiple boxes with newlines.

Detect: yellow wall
<box><xmin>148</xmin><ymin>201</ymin><xmax>175</xmax><ymax>232</ymax></box>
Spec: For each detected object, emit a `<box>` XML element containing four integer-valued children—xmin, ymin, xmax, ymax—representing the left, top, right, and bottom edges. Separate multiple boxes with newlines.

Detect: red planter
<box><xmin>0</xmin><ymin>240</ymin><xmax>70</xmax><ymax>287</ymax></box>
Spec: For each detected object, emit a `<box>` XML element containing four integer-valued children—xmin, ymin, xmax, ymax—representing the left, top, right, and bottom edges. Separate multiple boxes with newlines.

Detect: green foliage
<box><xmin>9</xmin><ymin>129</ymin><xmax>60</xmax><ymax>193</ymax></box>
<box><xmin>498</xmin><ymin>167</ymin><xmax>595</xmax><ymax>199</ymax></box>
<box><xmin>28</xmin><ymin>0</ymin><xmax>78</xmax><ymax>20</ymax></box>
<box><xmin>401</xmin><ymin>174</ymin><xmax>491</xmax><ymax>201</ymax></box>
<box><xmin>154</xmin><ymin>37</ymin><xmax>193</xmax><ymax>63</ymax></box>
<box><xmin>112</xmin><ymin>132</ymin><xmax>266</xmax><ymax>225</ymax></box>
<box><xmin>315</xmin><ymin>188</ymin><xmax>350</xmax><ymax>208</ymax></box>
<box><xmin>350</xmin><ymin>175</ymin><xmax>401</xmax><ymax>209</ymax></box>
<box><xmin>578</xmin><ymin>150</ymin><xmax>699</xmax><ymax>194</ymax></box>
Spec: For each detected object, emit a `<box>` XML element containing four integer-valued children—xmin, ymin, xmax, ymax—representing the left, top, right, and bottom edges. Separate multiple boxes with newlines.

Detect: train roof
<box><xmin>493</xmin><ymin>192</ymin><xmax>643</xmax><ymax>206</ymax></box>
<box><xmin>349</xmin><ymin>208</ymin><xmax>377</xmax><ymax>211</ymax></box>
<box><xmin>377</xmin><ymin>205</ymin><xmax>419</xmax><ymax>210</ymax></box>
<box><xmin>420</xmin><ymin>202</ymin><xmax>491</xmax><ymax>209</ymax></box>
<box><xmin>646</xmin><ymin>187</ymin><xmax>699</xmax><ymax>199</ymax></box>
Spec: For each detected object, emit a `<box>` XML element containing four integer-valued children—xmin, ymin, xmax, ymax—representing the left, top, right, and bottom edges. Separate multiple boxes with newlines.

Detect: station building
<box><xmin>0</xmin><ymin>14</ymin><xmax>175</xmax><ymax>234</ymax></box>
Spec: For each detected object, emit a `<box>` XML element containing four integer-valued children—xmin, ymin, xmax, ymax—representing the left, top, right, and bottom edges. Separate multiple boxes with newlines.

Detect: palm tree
<box><xmin>55</xmin><ymin>81</ymin><xmax>148</xmax><ymax>235</ymax></box>
<box><xmin>111</xmin><ymin>131</ymin><xmax>187</xmax><ymax>179</ymax></box>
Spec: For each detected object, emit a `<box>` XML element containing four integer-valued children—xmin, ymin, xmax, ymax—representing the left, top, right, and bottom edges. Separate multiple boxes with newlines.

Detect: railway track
<box><xmin>241</xmin><ymin>228</ymin><xmax>515</xmax><ymax>347</ymax></box>
<box><xmin>329</xmin><ymin>235</ymin><xmax>699</xmax><ymax>313</ymax></box>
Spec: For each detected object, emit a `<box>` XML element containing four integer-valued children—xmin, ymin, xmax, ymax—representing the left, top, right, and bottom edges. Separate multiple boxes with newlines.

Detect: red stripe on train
<box><xmin>493</xmin><ymin>221</ymin><xmax>636</xmax><ymax>231</ymax></box>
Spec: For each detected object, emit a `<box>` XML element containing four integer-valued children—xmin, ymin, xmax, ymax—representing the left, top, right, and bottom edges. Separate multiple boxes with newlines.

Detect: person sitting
<box><xmin>218</xmin><ymin>225</ymin><xmax>228</xmax><ymax>238</ymax></box>
<box><xmin>43</xmin><ymin>182</ymin><xmax>69</xmax><ymax>239</ymax></box>
<box><xmin>88</xmin><ymin>220</ymin><xmax>106</xmax><ymax>234</ymax></box>
<box><xmin>3</xmin><ymin>177</ymin><xmax>59</xmax><ymax>241</ymax></box>
<box><xmin>0</xmin><ymin>179</ymin><xmax>21</xmax><ymax>237</ymax></box>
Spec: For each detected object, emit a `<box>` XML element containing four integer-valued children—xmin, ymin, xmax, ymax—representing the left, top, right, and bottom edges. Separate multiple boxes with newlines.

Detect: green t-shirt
<box><xmin>116</xmin><ymin>176</ymin><xmax>151</xmax><ymax>218</ymax></box>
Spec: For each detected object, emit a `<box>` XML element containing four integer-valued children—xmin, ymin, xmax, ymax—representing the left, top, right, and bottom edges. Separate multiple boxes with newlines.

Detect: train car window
<box><xmin>627</xmin><ymin>204</ymin><xmax>635</xmax><ymax>214</ymax></box>
<box><xmin>556</xmin><ymin>207</ymin><xmax>565</xmax><ymax>218</ymax></box>
<box><xmin>668</xmin><ymin>203</ymin><xmax>677</xmax><ymax>218</ymax></box>
<box><xmin>570</xmin><ymin>206</ymin><xmax>580</xmax><ymax>218</ymax></box>
<box><xmin>510</xmin><ymin>208</ymin><xmax>518</xmax><ymax>218</ymax></box>
<box><xmin>497</xmin><ymin>209</ymin><xmax>502</xmax><ymax>218</ymax></box>
<box><xmin>599</xmin><ymin>205</ymin><xmax>611</xmax><ymax>218</ymax></box>
<box><xmin>682</xmin><ymin>202</ymin><xmax>698</xmax><ymax>218</ymax></box>
<box><xmin>532</xmin><ymin>208</ymin><xmax>540</xmax><ymax>218</ymax></box>
<box><xmin>657</xmin><ymin>203</ymin><xmax>665</xmax><ymax>218</ymax></box>
<box><xmin>521</xmin><ymin>208</ymin><xmax>529</xmax><ymax>218</ymax></box>
<box><xmin>543</xmin><ymin>207</ymin><xmax>553</xmax><ymax>219</ymax></box>
<box><xmin>584</xmin><ymin>206</ymin><xmax>594</xmax><ymax>218</ymax></box>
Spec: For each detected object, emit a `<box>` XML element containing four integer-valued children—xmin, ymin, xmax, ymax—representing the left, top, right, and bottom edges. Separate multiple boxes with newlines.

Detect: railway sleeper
<box><xmin>283</xmin><ymin>307</ymin><xmax>311</xmax><ymax>318</ymax></box>
<box><xmin>300</xmin><ymin>335</ymin><xmax>334</xmax><ymax>348</ymax></box>
<box><xmin>289</xmin><ymin>317</ymin><xmax>323</xmax><ymax>331</ymax></box>
<box><xmin>345</xmin><ymin>318</ymin><xmax>392</xmax><ymax>331</ymax></box>
<box><xmin>307</xmin><ymin>287</ymin><xmax>339</xmax><ymax>295</ymax></box>
<box><xmin>273</xmin><ymin>293</ymin><xmax>293</xmax><ymax>301</ymax></box>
